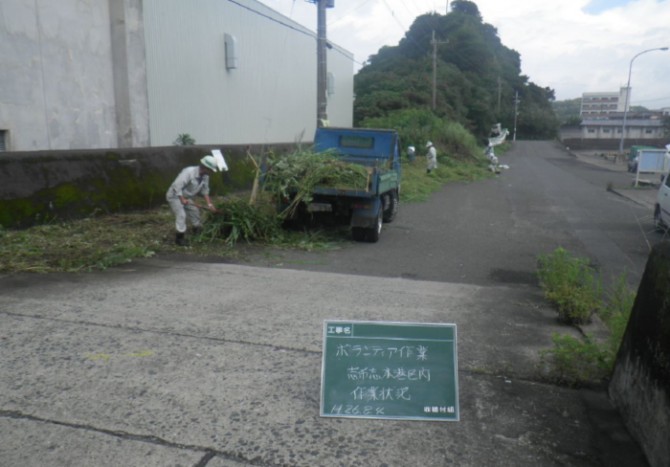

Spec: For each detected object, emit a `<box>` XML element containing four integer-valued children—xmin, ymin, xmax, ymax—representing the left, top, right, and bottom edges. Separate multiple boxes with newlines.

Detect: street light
<box><xmin>618</xmin><ymin>46</ymin><xmax>669</xmax><ymax>154</ymax></box>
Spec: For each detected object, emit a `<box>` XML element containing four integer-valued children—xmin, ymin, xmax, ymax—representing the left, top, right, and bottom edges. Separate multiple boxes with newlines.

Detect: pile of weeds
<box><xmin>0</xmin><ymin>201</ymin><xmax>345</xmax><ymax>274</ymax></box>
<box><xmin>0</xmin><ymin>209</ymin><xmax>169</xmax><ymax>273</ymax></box>
<box><xmin>537</xmin><ymin>247</ymin><xmax>636</xmax><ymax>386</ymax></box>
<box><xmin>262</xmin><ymin>149</ymin><xmax>369</xmax><ymax>217</ymax></box>
<box><xmin>200</xmin><ymin>196</ymin><xmax>282</xmax><ymax>246</ymax></box>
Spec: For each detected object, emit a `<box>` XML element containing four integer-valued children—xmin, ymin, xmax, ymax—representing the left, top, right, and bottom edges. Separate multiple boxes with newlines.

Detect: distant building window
<box><xmin>645</xmin><ymin>129</ymin><xmax>653</xmax><ymax>134</ymax></box>
<box><xmin>0</xmin><ymin>130</ymin><xmax>7</xmax><ymax>151</ymax></box>
<box><xmin>587</xmin><ymin>128</ymin><xmax>596</xmax><ymax>133</ymax></box>
<box><xmin>603</xmin><ymin>128</ymin><xmax>611</xmax><ymax>133</ymax></box>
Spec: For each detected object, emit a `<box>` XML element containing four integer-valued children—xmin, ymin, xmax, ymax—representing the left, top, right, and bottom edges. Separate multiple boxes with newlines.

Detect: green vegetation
<box><xmin>537</xmin><ymin>247</ymin><xmax>602</xmax><ymax>324</ymax></box>
<box><xmin>355</xmin><ymin>1</ymin><xmax>558</xmax><ymax>140</ymax></box>
<box><xmin>538</xmin><ymin>247</ymin><xmax>636</xmax><ymax>386</ymax></box>
<box><xmin>0</xmin><ymin>138</ymin><xmax>494</xmax><ymax>273</ymax></box>
<box><xmin>552</xmin><ymin>98</ymin><xmax>582</xmax><ymax>126</ymax></box>
<box><xmin>0</xmin><ymin>211</ymin><xmax>165</xmax><ymax>273</ymax></box>
<box><xmin>173</xmin><ymin>133</ymin><xmax>196</xmax><ymax>145</ymax></box>
<box><xmin>261</xmin><ymin>149</ymin><xmax>369</xmax><ymax>218</ymax></box>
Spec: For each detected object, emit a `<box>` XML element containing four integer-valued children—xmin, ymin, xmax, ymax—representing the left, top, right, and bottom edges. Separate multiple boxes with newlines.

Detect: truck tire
<box><xmin>367</xmin><ymin>205</ymin><xmax>383</xmax><ymax>242</ymax></box>
<box><xmin>352</xmin><ymin>203</ymin><xmax>383</xmax><ymax>243</ymax></box>
<box><xmin>382</xmin><ymin>191</ymin><xmax>399</xmax><ymax>223</ymax></box>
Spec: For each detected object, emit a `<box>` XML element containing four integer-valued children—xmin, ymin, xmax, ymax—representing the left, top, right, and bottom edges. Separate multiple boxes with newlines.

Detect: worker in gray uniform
<box><xmin>166</xmin><ymin>155</ymin><xmax>220</xmax><ymax>246</ymax></box>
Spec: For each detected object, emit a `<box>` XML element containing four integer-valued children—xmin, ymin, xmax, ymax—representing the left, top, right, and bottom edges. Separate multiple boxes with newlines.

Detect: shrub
<box><xmin>537</xmin><ymin>247</ymin><xmax>601</xmax><ymax>324</ymax></box>
<box><xmin>541</xmin><ymin>333</ymin><xmax>612</xmax><ymax>385</ymax></box>
<box><xmin>360</xmin><ymin>108</ymin><xmax>481</xmax><ymax>161</ymax></box>
<box><xmin>538</xmin><ymin>250</ymin><xmax>637</xmax><ymax>385</ymax></box>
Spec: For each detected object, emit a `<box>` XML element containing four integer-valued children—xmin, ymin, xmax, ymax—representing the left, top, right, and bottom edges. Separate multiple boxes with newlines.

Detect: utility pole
<box><xmin>497</xmin><ymin>76</ymin><xmax>502</xmax><ymax>116</ymax></box>
<box><xmin>513</xmin><ymin>91</ymin><xmax>520</xmax><ymax>142</ymax></box>
<box><xmin>431</xmin><ymin>31</ymin><xmax>448</xmax><ymax>111</ymax></box>
<box><xmin>315</xmin><ymin>0</ymin><xmax>330</xmax><ymax>128</ymax></box>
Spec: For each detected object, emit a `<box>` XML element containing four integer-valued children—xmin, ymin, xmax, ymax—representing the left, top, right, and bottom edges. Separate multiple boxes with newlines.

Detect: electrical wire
<box><xmin>227</xmin><ymin>0</ymin><xmax>355</xmax><ymax>63</ymax></box>
<box><xmin>328</xmin><ymin>0</ymin><xmax>374</xmax><ymax>27</ymax></box>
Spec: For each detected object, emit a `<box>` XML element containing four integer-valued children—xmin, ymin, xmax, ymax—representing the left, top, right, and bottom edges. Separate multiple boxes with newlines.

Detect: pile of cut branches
<box><xmin>201</xmin><ymin>197</ymin><xmax>281</xmax><ymax>246</ymax></box>
<box><xmin>262</xmin><ymin>149</ymin><xmax>369</xmax><ymax>217</ymax></box>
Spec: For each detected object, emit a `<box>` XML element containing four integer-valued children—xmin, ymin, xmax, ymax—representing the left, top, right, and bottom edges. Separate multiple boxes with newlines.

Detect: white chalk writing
<box><xmin>330</xmin><ymin>405</ymin><xmax>386</xmax><ymax>416</ymax></box>
<box><xmin>335</xmin><ymin>344</ymin><xmax>429</xmax><ymax>360</ymax></box>
<box><xmin>350</xmin><ymin>386</ymin><xmax>412</xmax><ymax>402</ymax></box>
<box><xmin>346</xmin><ymin>366</ymin><xmax>431</xmax><ymax>382</ymax></box>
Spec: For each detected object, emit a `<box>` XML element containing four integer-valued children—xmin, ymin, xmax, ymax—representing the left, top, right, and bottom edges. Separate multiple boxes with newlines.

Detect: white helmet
<box><xmin>200</xmin><ymin>155</ymin><xmax>219</xmax><ymax>172</ymax></box>
<box><xmin>426</xmin><ymin>141</ymin><xmax>433</xmax><ymax>148</ymax></box>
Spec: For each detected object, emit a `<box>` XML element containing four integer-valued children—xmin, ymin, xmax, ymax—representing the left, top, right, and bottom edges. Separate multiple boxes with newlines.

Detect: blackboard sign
<box><xmin>320</xmin><ymin>320</ymin><xmax>459</xmax><ymax>421</ymax></box>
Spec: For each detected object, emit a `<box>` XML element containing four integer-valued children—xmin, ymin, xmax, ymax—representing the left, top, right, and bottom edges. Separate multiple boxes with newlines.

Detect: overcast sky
<box><xmin>256</xmin><ymin>0</ymin><xmax>670</xmax><ymax>109</ymax></box>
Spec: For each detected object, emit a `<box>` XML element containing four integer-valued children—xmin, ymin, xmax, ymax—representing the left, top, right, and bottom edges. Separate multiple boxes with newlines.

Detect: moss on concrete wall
<box><xmin>0</xmin><ymin>144</ymin><xmax>295</xmax><ymax>228</ymax></box>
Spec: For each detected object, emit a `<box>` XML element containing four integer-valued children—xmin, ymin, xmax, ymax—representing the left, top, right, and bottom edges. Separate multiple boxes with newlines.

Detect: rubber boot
<box><xmin>175</xmin><ymin>232</ymin><xmax>188</xmax><ymax>246</ymax></box>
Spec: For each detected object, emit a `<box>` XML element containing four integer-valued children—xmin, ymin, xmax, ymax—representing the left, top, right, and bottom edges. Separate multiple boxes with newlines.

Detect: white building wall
<box><xmin>0</xmin><ymin>0</ymin><xmax>118</xmax><ymax>151</ymax></box>
<box><xmin>326</xmin><ymin>44</ymin><xmax>354</xmax><ymax>129</ymax></box>
<box><xmin>0</xmin><ymin>0</ymin><xmax>353</xmax><ymax>151</ymax></box>
<box><xmin>143</xmin><ymin>0</ymin><xmax>353</xmax><ymax>146</ymax></box>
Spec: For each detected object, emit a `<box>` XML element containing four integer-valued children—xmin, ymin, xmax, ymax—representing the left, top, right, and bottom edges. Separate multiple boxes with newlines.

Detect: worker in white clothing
<box><xmin>166</xmin><ymin>155</ymin><xmax>220</xmax><ymax>246</ymax></box>
<box><xmin>426</xmin><ymin>141</ymin><xmax>437</xmax><ymax>174</ymax></box>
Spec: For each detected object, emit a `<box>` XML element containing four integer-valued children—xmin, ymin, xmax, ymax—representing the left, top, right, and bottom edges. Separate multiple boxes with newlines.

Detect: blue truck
<box><xmin>292</xmin><ymin>127</ymin><xmax>402</xmax><ymax>242</ymax></box>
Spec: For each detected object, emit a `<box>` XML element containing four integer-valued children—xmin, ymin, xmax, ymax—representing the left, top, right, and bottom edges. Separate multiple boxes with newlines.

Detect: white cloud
<box><xmin>257</xmin><ymin>0</ymin><xmax>670</xmax><ymax>108</ymax></box>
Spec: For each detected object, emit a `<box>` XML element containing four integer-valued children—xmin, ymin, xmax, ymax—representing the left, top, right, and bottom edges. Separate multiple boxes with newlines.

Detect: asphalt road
<box><xmin>0</xmin><ymin>140</ymin><xmax>657</xmax><ymax>466</ymax></box>
<box><xmin>240</xmin><ymin>140</ymin><xmax>660</xmax><ymax>289</ymax></box>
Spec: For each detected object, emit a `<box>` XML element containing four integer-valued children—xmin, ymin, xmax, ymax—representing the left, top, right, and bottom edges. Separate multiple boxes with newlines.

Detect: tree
<box><xmin>354</xmin><ymin>2</ymin><xmax>558</xmax><ymax>140</ymax></box>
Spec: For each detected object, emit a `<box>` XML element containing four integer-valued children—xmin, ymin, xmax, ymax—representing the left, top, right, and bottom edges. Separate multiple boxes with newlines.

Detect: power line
<box><xmin>328</xmin><ymin>0</ymin><xmax>374</xmax><ymax>27</ymax></box>
<box><xmin>632</xmin><ymin>95</ymin><xmax>670</xmax><ymax>104</ymax></box>
<box><xmin>381</xmin><ymin>0</ymin><xmax>407</xmax><ymax>32</ymax></box>
<box><xmin>227</xmin><ymin>0</ymin><xmax>357</xmax><ymax>64</ymax></box>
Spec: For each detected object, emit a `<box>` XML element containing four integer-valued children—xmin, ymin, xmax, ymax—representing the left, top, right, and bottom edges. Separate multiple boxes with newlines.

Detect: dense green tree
<box><xmin>353</xmin><ymin>0</ymin><xmax>558</xmax><ymax>140</ymax></box>
<box><xmin>552</xmin><ymin>98</ymin><xmax>582</xmax><ymax>125</ymax></box>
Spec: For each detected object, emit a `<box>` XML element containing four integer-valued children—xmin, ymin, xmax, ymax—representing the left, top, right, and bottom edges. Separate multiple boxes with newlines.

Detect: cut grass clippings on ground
<box><xmin>0</xmin><ymin>146</ymin><xmax>495</xmax><ymax>274</ymax></box>
<box><xmin>0</xmin><ymin>209</ymin><xmax>170</xmax><ymax>273</ymax></box>
<box><xmin>0</xmin><ymin>201</ymin><xmax>345</xmax><ymax>274</ymax></box>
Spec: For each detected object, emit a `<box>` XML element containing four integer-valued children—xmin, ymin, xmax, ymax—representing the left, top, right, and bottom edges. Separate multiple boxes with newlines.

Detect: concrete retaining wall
<box><xmin>610</xmin><ymin>241</ymin><xmax>670</xmax><ymax>467</ymax></box>
<box><xmin>561</xmin><ymin>138</ymin><xmax>667</xmax><ymax>151</ymax></box>
<box><xmin>0</xmin><ymin>144</ymin><xmax>290</xmax><ymax>228</ymax></box>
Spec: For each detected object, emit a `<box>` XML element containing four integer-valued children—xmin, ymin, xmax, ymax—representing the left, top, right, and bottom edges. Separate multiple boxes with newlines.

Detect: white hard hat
<box><xmin>408</xmin><ymin>146</ymin><xmax>415</xmax><ymax>151</ymax></box>
<box><xmin>426</xmin><ymin>141</ymin><xmax>433</xmax><ymax>147</ymax></box>
<box><xmin>200</xmin><ymin>155</ymin><xmax>219</xmax><ymax>172</ymax></box>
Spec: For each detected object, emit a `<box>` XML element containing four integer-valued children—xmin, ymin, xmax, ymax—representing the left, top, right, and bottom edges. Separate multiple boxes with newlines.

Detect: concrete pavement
<box><xmin>0</xmin><ymin>258</ymin><xmax>647</xmax><ymax>466</ymax></box>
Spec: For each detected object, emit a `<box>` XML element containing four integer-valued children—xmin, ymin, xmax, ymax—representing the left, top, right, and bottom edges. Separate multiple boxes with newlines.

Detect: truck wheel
<box><xmin>366</xmin><ymin>204</ymin><xmax>383</xmax><ymax>242</ymax></box>
<box><xmin>351</xmin><ymin>204</ymin><xmax>383</xmax><ymax>243</ymax></box>
<box><xmin>382</xmin><ymin>191</ymin><xmax>399</xmax><ymax>223</ymax></box>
